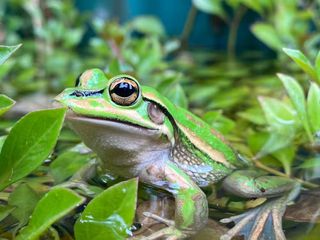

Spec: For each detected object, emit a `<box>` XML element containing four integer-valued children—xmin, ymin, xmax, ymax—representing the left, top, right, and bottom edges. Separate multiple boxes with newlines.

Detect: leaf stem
<box><xmin>254</xmin><ymin>161</ymin><xmax>319</xmax><ymax>188</ymax></box>
<box><xmin>180</xmin><ymin>4</ymin><xmax>198</xmax><ymax>49</ymax></box>
<box><xmin>227</xmin><ymin>5</ymin><xmax>247</xmax><ymax>61</ymax></box>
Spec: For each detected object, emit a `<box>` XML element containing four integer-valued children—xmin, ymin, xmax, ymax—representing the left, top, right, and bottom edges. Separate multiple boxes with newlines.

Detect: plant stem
<box><xmin>254</xmin><ymin>161</ymin><xmax>319</xmax><ymax>189</ymax></box>
<box><xmin>227</xmin><ymin>5</ymin><xmax>247</xmax><ymax>61</ymax></box>
<box><xmin>23</xmin><ymin>0</ymin><xmax>47</xmax><ymax>79</ymax></box>
<box><xmin>180</xmin><ymin>4</ymin><xmax>197</xmax><ymax>49</ymax></box>
<box><xmin>305</xmin><ymin>124</ymin><xmax>315</xmax><ymax>145</ymax></box>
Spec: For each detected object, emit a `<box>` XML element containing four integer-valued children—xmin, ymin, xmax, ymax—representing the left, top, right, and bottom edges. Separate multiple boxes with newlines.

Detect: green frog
<box><xmin>55</xmin><ymin>69</ymin><xmax>299</xmax><ymax>240</ymax></box>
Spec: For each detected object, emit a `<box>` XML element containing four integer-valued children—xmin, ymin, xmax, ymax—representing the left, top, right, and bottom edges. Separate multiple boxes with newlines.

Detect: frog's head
<box><xmin>55</xmin><ymin>69</ymin><xmax>174</xmax><ymax>161</ymax></box>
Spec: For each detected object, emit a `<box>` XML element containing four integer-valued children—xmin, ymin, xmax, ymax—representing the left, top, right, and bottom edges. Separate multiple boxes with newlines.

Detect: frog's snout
<box><xmin>53</xmin><ymin>92</ymin><xmax>69</xmax><ymax>108</ymax></box>
<box><xmin>52</xmin><ymin>100</ymin><xmax>64</xmax><ymax>108</ymax></box>
<box><xmin>54</xmin><ymin>92</ymin><xmax>65</xmax><ymax>102</ymax></box>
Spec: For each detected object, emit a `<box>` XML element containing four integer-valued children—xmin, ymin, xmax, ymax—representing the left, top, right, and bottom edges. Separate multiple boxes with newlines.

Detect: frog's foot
<box><xmin>143</xmin><ymin>212</ymin><xmax>175</xmax><ymax>226</ymax></box>
<box><xmin>132</xmin><ymin>212</ymin><xmax>188</xmax><ymax>240</ymax></box>
<box><xmin>131</xmin><ymin>225</ymin><xmax>185</xmax><ymax>240</ymax></box>
<box><xmin>220</xmin><ymin>197</ymin><xmax>287</xmax><ymax>240</ymax></box>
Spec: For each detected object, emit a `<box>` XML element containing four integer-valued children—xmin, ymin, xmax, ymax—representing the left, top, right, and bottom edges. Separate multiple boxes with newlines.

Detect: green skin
<box><xmin>55</xmin><ymin>69</ymin><xmax>297</xmax><ymax>240</ymax></box>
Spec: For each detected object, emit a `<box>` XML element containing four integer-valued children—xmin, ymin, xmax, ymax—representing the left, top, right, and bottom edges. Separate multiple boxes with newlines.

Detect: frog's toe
<box><xmin>133</xmin><ymin>212</ymin><xmax>192</xmax><ymax>239</ymax></box>
<box><xmin>143</xmin><ymin>211</ymin><xmax>175</xmax><ymax>226</ymax></box>
<box><xmin>133</xmin><ymin>226</ymin><xmax>186</xmax><ymax>240</ymax></box>
<box><xmin>220</xmin><ymin>198</ymin><xmax>286</xmax><ymax>240</ymax></box>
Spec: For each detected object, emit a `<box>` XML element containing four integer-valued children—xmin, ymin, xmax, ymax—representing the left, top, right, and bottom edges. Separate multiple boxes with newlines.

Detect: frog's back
<box><xmin>143</xmin><ymin>87</ymin><xmax>243</xmax><ymax>186</ymax></box>
<box><xmin>170</xmin><ymin>107</ymin><xmax>237</xmax><ymax>186</ymax></box>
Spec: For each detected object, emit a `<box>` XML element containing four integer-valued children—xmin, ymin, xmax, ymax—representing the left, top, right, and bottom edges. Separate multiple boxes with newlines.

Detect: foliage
<box><xmin>74</xmin><ymin>179</ymin><xmax>138</xmax><ymax>240</ymax></box>
<box><xmin>0</xmin><ymin>45</ymin><xmax>18</xmax><ymax>114</ymax></box>
<box><xmin>0</xmin><ymin>44</ymin><xmax>21</xmax><ymax>65</ymax></box>
<box><xmin>193</xmin><ymin>0</ymin><xmax>320</xmax><ymax>60</ymax></box>
<box><xmin>0</xmin><ymin>108</ymin><xmax>66</xmax><ymax>190</ymax></box>
<box><xmin>0</xmin><ymin>0</ymin><xmax>88</xmax><ymax>95</ymax></box>
<box><xmin>16</xmin><ymin>187</ymin><xmax>85</xmax><ymax>240</ymax></box>
<box><xmin>253</xmin><ymin>49</ymin><xmax>320</xmax><ymax>175</ymax></box>
<box><xmin>0</xmin><ymin>94</ymin><xmax>15</xmax><ymax>116</ymax></box>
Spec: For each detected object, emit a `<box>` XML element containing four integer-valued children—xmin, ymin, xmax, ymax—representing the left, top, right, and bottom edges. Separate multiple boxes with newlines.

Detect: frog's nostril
<box><xmin>70</xmin><ymin>89</ymin><xmax>104</xmax><ymax>97</ymax></box>
<box><xmin>70</xmin><ymin>90</ymin><xmax>84</xmax><ymax>97</ymax></box>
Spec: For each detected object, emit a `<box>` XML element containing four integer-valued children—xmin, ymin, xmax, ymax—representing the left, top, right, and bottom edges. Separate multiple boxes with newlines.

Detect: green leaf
<box><xmin>192</xmin><ymin>0</ymin><xmax>226</xmax><ymax>19</ymax></box>
<box><xmin>0</xmin><ymin>59</ymin><xmax>15</xmax><ymax>82</ymax></box>
<box><xmin>0</xmin><ymin>205</ymin><xmax>15</xmax><ymax>222</ymax></box>
<box><xmin>256</xmin><ymin>97</ymin><xmax>298</xmax><ymax>157</ymax></box>
<box><xmin>0</xmin><ymin>44</ymin><xmax>21</xmax><ymax>65</ymax></box>
<box><xmin>203</xmin><ymin>111</ymin><xmax>235</xmax><ymax>134</ymax></box>
<box><xmin>283</xmin><ymin>48</ymin><xmax>317</xmax><ymax>81</ymax></box>
<box><xmin>251</xmin><ymin>23</ymin><xmax>283</xmax><ymax>50</ymax></box>
<box><xmin>272</xmin><ymin>146</ymin><xmax>296</xmax><ymax>176</ymax></box>
<box><xmin>74</xmin><ymin>178</ymin><xmax>138</xmax><ymax>240</ymax></box>
<box><xmin>278</xmin><ymin>74</ymin><xmax>313</xmax><ymax>142</ymax></box>
<box><xmin>8</xmin><ymin>183</ymin><xmax>40</xmax><ymax>228</ymax></box>
<box><xmin>165</xmin><ymin>84</ymin><xmax>188</xmax><ymax>109</ymax></box>
<box><xmin>0</xmin><ymin>95</ymin><xmax>15</xmax><ymax>116</ymax></box>
<box><xmin>238</xmin><ymin>0</ymin><xmax>263</xmax><ymax>13</ymax></box>
<box><xmin>108</xmin><ymin>58</ymin><xmax>121</xmax><ymax>75</ymax></box>
<box><xmin>64</xmin><ymin>28</ymin><xmax>84</xmax><ymax>47</ymax></box>
<box><xmin>298</xmin><ymin>157</ymin><xmax>320</xmax><ymax>169</ymax></box>
<box><xmin>130</xmin><ymin>16</ymin><xmax>165</xmax><ymax>36</ymax></box>
<box><xmin>0</xmin><ymin>108</ymin><xmax>66</xmax><ymax>190</ymax></box>
<box><xmin>0</xmin><ymin>136</ymin><xmax>7</xmax><ymax>152</ymax></box>
<box><xmin>16</xmin><ymin>187</ymin><xmax>84</xmax><ymax>240</ymax></box>
<box><xmin>208</xmin><ymin>86</ymin><xmax>250</xmax><ymax>109</ymax></box>
<box><xmin>256</xmin><ymin>131</ymin><xmax>295</xmax><ymax>159</ymax></box>
<box><xmin>237</xmin><ymin>107</ymin><xmax>266</xmax><ymax>125</ymax></box>
<box><xmin>50</xmin><ymin>150</ymin><xmax>92</xmax><ymax>183</ymax></box>
<box><xmin>307</xmin><ymin>82</ymin><xmax>320</xmax><ymax>133</ymax></box>
<box><xmin>258</xmin><ymin>96</ymin><xmax>298</xmax><ymax>129</ymax></box>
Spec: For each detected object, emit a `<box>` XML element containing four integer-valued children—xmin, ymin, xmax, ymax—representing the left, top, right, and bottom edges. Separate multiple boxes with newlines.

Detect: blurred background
<box><xmin>2</xmin><ymin>0</ymin><xmax>319</xmax><ymax>98</ymax></box>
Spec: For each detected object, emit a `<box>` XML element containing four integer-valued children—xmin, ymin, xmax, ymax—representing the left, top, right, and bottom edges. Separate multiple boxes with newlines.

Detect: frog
<box><xmin>55</xmin><ymin>68</ymin><xmax>300</xmax><ymax>240</ymax></box>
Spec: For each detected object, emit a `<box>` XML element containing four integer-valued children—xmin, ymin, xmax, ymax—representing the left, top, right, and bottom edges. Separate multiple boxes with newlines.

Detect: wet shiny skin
<box><xmin>55</xmin><ymin>69</ymin><xmax>298</xmax><ymax>240</ymax></box>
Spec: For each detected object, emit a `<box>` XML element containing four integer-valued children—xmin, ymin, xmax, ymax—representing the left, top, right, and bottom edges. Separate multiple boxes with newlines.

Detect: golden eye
<box><xmin>109</xmin><ymin>77</ymin><xmax>139</xmax><ymax>106</ymax></box>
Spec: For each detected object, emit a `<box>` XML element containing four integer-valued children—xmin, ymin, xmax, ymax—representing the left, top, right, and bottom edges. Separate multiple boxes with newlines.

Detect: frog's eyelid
<box><xmin>70</xmin><ymin>89</ymin><xmax>104</xmax><ymax>97</ymax></box>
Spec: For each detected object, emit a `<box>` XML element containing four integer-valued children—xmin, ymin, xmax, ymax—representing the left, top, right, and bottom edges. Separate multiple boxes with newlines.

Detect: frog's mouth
<box><xmin>64</xmin><ymin>108</ymin><xmax>170</xmax><ymax>159</ymax></box>
<box><xmin>65</xmin><ymin>108</ymin><xmax>159</xmax><ymax>132</ymax></box>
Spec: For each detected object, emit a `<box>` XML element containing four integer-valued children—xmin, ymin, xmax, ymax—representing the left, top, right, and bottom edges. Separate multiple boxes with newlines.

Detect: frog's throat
<box><xmin>65</xmin><ymin>112</ymin><xmax>172</xmax><ymax>176</ymax></box>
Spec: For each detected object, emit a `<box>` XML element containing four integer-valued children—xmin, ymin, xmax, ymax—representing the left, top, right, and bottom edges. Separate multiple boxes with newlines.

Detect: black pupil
<box><xmin>112</xmin><ymin>82</ymin><xmax>136</xmax><ymax>97</ymax></box>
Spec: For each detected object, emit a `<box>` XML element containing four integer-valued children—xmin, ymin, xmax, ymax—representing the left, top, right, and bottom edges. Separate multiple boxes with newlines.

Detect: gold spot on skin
<box><xmin>210</xmin><ymin>128</ymin><xmax>228</xmax><ymax>144</ymax></box>
<box><xmin>186</xmin><ymin>113</ymin><xmax>204</xmax><ymax>128</ymax></box>
<box><xmin>80</xmin><ymin>70</ymin><xmax>94</xmax><ymax>87</ymax></box>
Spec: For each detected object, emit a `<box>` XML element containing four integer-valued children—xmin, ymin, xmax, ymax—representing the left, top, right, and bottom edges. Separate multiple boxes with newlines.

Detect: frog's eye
<box><xmin>109</xmin><ymin>76</ymin><xmax>139</xmax><ymax>106</ymax></box>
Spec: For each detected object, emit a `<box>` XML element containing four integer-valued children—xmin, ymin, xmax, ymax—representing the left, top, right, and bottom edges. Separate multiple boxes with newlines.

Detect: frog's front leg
<box><xmin>138</xmin><ymin>160</ymin><xmax>208</xmax><ymax>239</ymax></box>
<box><xmin>221</xmin><ymin>170</ymin><xmax>300</xmax><ymax>240</ymax></box>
